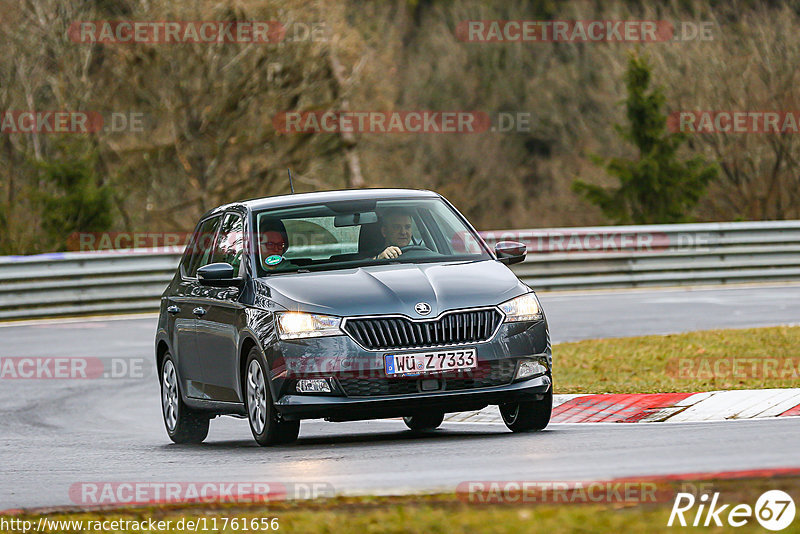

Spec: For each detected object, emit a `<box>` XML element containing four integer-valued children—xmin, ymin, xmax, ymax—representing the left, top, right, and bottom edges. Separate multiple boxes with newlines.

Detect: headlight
<box><xmin>276</xmin><ymin>312</ymin><xmax>342</xmax><ymax>340</ymax></box>
<box><xmin>499</xmin><ymin>293</ymin><xmax>543</xmax><ymax>322</ymax></box>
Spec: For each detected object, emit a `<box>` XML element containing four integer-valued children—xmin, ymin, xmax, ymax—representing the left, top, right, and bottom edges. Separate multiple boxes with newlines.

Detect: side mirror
<box><xmin>495</xmin><ymin>241</ymin><xmax>527</xmax><ymax>265</ymax></box>
<box><xmin>197</xmin><ymin>263</ymin><xmax>241</xmax><ymax>287</ymax></box>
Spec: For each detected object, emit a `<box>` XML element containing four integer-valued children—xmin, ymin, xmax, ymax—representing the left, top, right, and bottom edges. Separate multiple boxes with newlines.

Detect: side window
<box><xmin>210</xmin><ymin>213</ymin><xmax>244</xmax><ymax>276</ymax></box>
<box><xmin>184</xmin><ymin>215</ymin><xmax>222</xmax><ymax>278</ymax></box>
<box><xmin>179</xmin><ymin>224</ymin><xmax>202</xmax><ymax>275</ymax></box>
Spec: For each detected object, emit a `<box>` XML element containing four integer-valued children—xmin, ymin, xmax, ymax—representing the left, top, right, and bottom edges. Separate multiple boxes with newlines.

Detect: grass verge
<box><xmin>554</xmin><ymin>325</ymin><xmax>800</xmax><ymax>394</ymax></box>
<box><xmin>3</xmin><ymin>476</ymin><xmax>800</xmax><ymax>533</ymax></box>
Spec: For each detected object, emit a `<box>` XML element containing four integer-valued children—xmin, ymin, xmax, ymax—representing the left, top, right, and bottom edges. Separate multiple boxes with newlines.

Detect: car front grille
<box><xmin>343</xmin><ymin>308</ymin><xmax>503</xmax><ymax>350</ymax></box>
<box><xmin>337</xmin><ymin>359</ymin><xmax>517</xmax><ymax>397</ymax></box>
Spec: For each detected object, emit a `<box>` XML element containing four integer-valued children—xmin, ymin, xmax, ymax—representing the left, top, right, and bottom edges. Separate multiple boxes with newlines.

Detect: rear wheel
<box><xmin>160</xmin><ymin>356</ymin><xmax>209</xmax><ymax>444</ymax></box>
<box><xmin>500</xmin><ymin>392</ymin><xmax>552</xmax><ymax>432</ymax></box>
<box><xmin>245</xmin><ymin>348</ymin><xmax>300</xmax><ymax>446</ymax></box>
<box><xmin>403</xmin><ymin>411</ymin><xmax>445</xmax><ymax>431</ymax></box>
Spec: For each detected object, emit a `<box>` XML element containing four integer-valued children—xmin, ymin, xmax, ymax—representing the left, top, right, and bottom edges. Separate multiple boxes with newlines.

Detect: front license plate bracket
<box><xmin>384</xmin><ymin>348</ymin><xmax>477</xmax><ymax>377</ymax></box>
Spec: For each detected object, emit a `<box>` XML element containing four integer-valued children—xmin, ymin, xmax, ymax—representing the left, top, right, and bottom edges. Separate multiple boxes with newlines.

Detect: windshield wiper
<box><xmin>265</xmin><ymin>255</ymin><xmax>488</xmax><ymax>276</ymax></box>
<box><xmin>299</xmin><ymin>259</ymin><xmax>386</xmax><ymax>273</ymax></box>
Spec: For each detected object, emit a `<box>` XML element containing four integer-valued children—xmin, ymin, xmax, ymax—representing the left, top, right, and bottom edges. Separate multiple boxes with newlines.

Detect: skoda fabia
<box><xmin>155</xmin><ymin>189</ymin><xmax>552</xmax><ymax>445</ymax></box>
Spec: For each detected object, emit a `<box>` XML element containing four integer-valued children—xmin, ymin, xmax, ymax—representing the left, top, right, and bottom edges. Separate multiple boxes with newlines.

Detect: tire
<box><xmin>160</xmin><ymin>355</ymin><xmax>210</xmax><ymax>444</ymax></box>
<box><xmin>245</xmin><ymin>347</ymin><xmax>300</xmax><ymax>446</ymax></box>
<box><xmin>403</xmin><ymin>411</ymin><xmax>445</xmax><ymax>431</ymax></box>
<box><xmin>500</xmin><ymin>392</ymin><xmax>552</xmax><ymax>432</ymax></box>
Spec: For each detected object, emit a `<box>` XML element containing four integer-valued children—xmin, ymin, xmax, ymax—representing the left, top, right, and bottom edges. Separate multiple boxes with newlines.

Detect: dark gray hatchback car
<box><xmin>155</xmin><ymin>189</ymin><xmax>552</xmax><ymax>445</ymax></box>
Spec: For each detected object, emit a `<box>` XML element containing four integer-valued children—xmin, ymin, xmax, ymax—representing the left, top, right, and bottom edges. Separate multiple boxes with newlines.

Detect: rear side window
<box><xmin>283</xmin><ymin>216</ymin><xmax>360</xmax><ymax>260</ymax></box>
<box><xmin>210</xmin><ymin>213</ymin><xmax>245</xmax><ymax>276</ymax></box>
<box><xmin>183</xmin><ymin>215</ymin><xmax>222</xmax><ymax>278</ymax></box>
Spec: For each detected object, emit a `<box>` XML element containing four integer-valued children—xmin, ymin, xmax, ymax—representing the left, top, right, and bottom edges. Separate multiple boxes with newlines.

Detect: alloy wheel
<box><xmin>162</xmin><ymin>359</ymin><xmax>179</xmax><ymax>432</ymax></box>
<box><xmin>247</xmin><ymin>359</ymin><xmax>268</xmax><ymax>434</ymax></box>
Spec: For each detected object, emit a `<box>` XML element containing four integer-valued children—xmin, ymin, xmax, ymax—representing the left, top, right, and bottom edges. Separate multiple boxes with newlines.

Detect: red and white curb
<box><xmin>444</xmin><ymin>389</ymin><xmax>800</xmax><ymax>424</ymax></box>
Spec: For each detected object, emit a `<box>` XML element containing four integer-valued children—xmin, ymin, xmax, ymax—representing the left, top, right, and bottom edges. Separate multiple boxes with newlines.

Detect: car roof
<box><xmin>203</xmin><ymin>188</ymin><xmax>441</xmax><ymax>219</ymax></box>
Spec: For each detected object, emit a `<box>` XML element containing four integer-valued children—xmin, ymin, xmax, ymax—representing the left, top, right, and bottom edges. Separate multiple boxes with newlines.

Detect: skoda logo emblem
<box><xmin>414</xmin><ymin>302</ymin><xmax>432</xmax><ymax>316</ymax></box>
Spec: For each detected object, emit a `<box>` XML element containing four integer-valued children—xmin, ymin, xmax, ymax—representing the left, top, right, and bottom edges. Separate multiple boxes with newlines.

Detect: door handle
<box><xmin>167</xmin><ymin>305</ymin><xmax>180</xmax><ymax>315</ymax></box>
<box><xmin>193</xmin><ymin>307</ymin><xmax>207</xmax><ymax>317</ymax></box>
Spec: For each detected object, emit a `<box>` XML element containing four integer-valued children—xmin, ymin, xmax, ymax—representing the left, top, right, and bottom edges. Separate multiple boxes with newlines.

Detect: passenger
<box><xmin>259</xmin><ymin>218</ymin><xmax>291</xmax><ymax>271</ymax></box>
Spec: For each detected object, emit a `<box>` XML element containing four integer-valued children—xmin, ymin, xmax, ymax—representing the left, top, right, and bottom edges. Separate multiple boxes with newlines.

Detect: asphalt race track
<box><xmin>2</xmin><ymin>284</ymin><xmax>800</xmax><ymax>509</ymax></box>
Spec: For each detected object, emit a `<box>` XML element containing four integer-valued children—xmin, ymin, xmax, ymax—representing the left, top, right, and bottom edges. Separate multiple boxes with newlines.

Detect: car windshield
<box><xmin>252</xmin><ymin>197</ymin><xmax>491</xmax><ymax>276</ymax></box>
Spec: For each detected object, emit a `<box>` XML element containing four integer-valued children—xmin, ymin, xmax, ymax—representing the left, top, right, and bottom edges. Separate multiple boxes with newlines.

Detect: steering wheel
<box><xmin>397</xmin><ymin>244</ymin><xmax>438</xmax><ymax>259</ymax></box>
<box><xmin>400</xmin><ymin>245</ymin><xmax>429</xmax><ymax>253</ymax></box>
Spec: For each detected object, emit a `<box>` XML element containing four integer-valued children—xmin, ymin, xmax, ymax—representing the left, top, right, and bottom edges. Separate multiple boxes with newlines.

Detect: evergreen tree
<box><xmin>36</xmin><ymin>154</ymin><xmax>113</xmax><ymax>250</ymax></box>
<box><xmin>0</xmin><ymin>202</ymin><xmax>7</xmax><ymax>255</ymax></box>
<box><xmin>573</xmin><ymin>53</ymin><xmax>718</xmax><ymax>224</ymax></box>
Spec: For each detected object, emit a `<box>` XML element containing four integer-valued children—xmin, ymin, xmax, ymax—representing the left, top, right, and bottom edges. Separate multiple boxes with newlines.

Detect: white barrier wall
<box><xmin>1</xmin><ymin>220</ymin><xmax>799</xmax><ymax>319</ymax></box>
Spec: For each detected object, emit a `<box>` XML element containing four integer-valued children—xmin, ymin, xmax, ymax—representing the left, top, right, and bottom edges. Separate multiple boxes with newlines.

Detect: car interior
<box><xmin>259</xmin><ymin>211</ymin><xmax>434</xmax><ymax>269</ymax></box>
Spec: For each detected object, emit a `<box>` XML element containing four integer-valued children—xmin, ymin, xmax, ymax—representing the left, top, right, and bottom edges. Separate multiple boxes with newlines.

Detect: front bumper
<box><xmin>275</xmin><ymin>374</ymin><xmax>551</xmax><ymax>421</ymax></box>
<box><xmin>266</xmin><ymin>319</ymin><xmax>552</xmax><ymax>421</ymax></box>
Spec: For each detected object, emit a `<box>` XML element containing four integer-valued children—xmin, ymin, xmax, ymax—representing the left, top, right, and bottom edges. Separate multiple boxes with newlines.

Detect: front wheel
<box><xmin>500</xmin><ymin>392</ymin><xmax>552</xmax><ymax>432</ymax></box>
<box><xmin>160</xmin><ymin>356</ymin><xmax>209</xmax><ymax>444</ymax></box>
<box><xmin>403</xmin><ymin>411</ymin><xmax>445</xmax><ymax>431</ymax></box>
<box><xmin>245</xmin><ymin>348</ymin><xmax>300</xmax><ymax>446</ymax></box>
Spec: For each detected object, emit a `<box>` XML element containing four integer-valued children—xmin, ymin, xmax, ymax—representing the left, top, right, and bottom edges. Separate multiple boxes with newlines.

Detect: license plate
<box><xmin>384</xmin><ymin>348</ymin><xmax>477</xmax><ymax>376</ymax></box>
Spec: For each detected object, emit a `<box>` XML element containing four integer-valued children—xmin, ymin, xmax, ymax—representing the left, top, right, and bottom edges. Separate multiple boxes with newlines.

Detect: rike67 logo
<box><xmin>668</xmin><ymin>490</ymin><xmax>796</xmax><ymax>530</ymax></box>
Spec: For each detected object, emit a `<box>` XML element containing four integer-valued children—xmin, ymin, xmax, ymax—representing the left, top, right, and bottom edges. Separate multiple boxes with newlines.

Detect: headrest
<box><xmin>358</xmin><ymin>222</ymin><xmax>384</xmax><ymax>256</ymax></box>
<box><xmin>259</xmin><ymin>217</ymin><xmax>288</xmax><ymax>242</ymax></box>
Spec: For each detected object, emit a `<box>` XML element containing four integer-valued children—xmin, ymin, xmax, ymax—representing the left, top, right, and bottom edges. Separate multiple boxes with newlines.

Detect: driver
<box><xmin>376</xmin><ymin>209</ymin><xmax>414</xmax><ymax>260</ymax></box>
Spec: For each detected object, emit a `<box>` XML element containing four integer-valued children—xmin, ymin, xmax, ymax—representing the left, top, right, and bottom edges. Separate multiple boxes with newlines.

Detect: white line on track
<box><xmin>539</xmin><ymin>281</ymin><xmax>800</xmax><ymax>298</ymax></box>
<box><xmin>0</xmin><ymin>313</ymin><xmax>158</xmax><ymax>328</ymax></box>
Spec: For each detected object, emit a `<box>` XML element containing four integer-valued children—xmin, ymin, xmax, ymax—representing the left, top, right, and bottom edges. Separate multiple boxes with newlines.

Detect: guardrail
<box><xmin>1</xmin><ymin>220</ymin><xmax>799</xmax><ymax>320</ymax></box>
<box><xmin>480</xmin><ymin>220</ymin><xmax>800</xmax><ymax>291</ymax></box>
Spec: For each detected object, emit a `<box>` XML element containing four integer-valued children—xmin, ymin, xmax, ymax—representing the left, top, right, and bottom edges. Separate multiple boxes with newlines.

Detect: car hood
<box><xmin>260</xmin><ymin>260</ymin><xmax>529</xmax><ymax>318</ymax></box>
